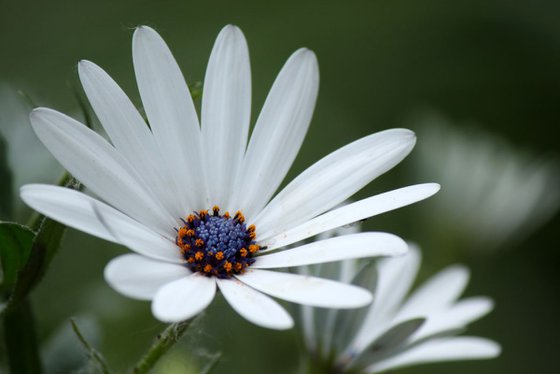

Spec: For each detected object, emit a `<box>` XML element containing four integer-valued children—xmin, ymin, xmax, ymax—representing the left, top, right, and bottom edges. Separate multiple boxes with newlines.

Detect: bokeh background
<box><xmin>1</xmin><ymin>0</ymin><xmax>559</xmax><ymax>373</ymax></box>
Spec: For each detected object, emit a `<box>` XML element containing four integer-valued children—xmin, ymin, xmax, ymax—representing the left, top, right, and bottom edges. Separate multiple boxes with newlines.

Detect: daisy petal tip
<box><xmin>386</xmin><ymin>233</ymin><xmax>409</xmax><ymax>256</ymax></box>
<box><xmin>220</xmin><ymin>24</ymin><xmax>243</xmax><ymax>37</ymax></box>
<box><xmin>133</xmin><ymin>25</ymin><xmax>160</xmax><ymax>44</ymax></box>
<box><xmin>250</xmin><ymin>311</ymin><xmax>295</xmax><ymax>331</ymax></box>
<box><xmin>292</xmin><ymin>47</ymin><xmax>318</xmax><ymax>68</ymax></box>
<box><xmin>485</xmin><ymin>297</ymin><xmax>496</xmax><ymax>312</ymax></box>
<box><xmin>489</xmin><ymin>341</ymin><xmax>502</xmax><ymax>357</ymax></box>
<box><xmin>403</xmin><ymin>129</ymin><xmax>417</xmax><ymax>145</ymax></box>
<box><xmin>336</xmin><ymin>284</ymin><xmax>374</xmax><ymax>309</ymax></box>
<box><xmin>135</xmin><ymin>24</ymin><xmax>153</xmax><ymax>33</ymax></box>
<box><xmin>151</xmin><ymin>304</ymin><xmax>182</xmax><ymax>324</ymax></box>
<box><xmin>465</xmin><ymin>337</ymin><xmax>502</xmax><ymax>358</ymax></box>
<box><xmin>77</xmin><ymin>59</ymin><xmax>93</xmax><ymax>71</ymax></box>
<box><xmin>351</xmin><ymin>288</ymin><xmax>374</xmax><ymax>308</ymax></box>
<box><xmin>430</xmin><ymin>182</ymin><xmax>442</xmax><ymax>194</ymax></box>
<box><xmin>395</xmin><ymin>241</ymin><xmax>410</xmax><ymax>256</ymax></box>
<box><xmin>452</xmin><ymin>264</ymin><xmax>471</xmax><ymax>280</ymax></box>
<box><xmin>28</xmin><ymin>106</ymin><xmax>48</xmax><ymax>121</ymax></box>
<box><xmin>271</xmin><ymin>317</ymin><xmax>295</xmax><ymax>330</ymax></box>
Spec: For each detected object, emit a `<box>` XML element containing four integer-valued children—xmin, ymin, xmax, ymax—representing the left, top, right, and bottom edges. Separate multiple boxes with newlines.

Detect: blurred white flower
<box><xmin>0</xmin><ymin>84</ymin><xmax>61</xmax><ymax>216</ymax></box>
<box><xmin>299</xmin><ymin>242</ymin><xmax>500</xmax><ymax>372</ymax></box>
<box><xmin>20</xmin><ymin>25</ymin><xmax>439</xmax><ymax>329</ymax></box>
<box><xmin>413</xmin><ymin>115</ymin><xmax>560</xmax><ymax>251</ymax></box>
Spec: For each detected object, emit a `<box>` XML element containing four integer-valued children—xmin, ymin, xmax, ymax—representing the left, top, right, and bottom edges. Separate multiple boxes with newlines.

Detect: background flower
<box><xmin>410</xmin><ymin>113</ymin><xmax>560</xmax><ymax>253</ymax></box>
<box><xmin>298</xmin><ymin>240</ymin><xmax>500</xmax><ymax>373</ymax></box>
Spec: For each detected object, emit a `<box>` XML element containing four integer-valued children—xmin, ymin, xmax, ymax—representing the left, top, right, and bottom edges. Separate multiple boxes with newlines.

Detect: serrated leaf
<box><xmin>0</xmin><ymin>222</ymin><xmax>34</xmax><ymax>293</ymax></box>
<box><xmin>0</xmin><ymin>132</ymin><xmax>14</xmax><ymax>220</ymax></box>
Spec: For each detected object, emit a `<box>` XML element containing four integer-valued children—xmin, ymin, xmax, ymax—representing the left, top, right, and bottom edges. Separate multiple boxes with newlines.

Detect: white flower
<box><xmin>20</xmin><ymin>25</ymin><xmax>439</xmax><ymax>330</ymax></box>
<box><xmin>413</xmin><ymin>115</ymin><xmax>560</xmax><ymax>252</ymax></box>
<box><xmin>299</xmin><ymin>244</ymin><xmax>501</xmax><ymax>372</ymax></box>
<box><xmin>0</xmin><ymin>83</ymin><xmax>61</xmax><ymax>217</ymax></box>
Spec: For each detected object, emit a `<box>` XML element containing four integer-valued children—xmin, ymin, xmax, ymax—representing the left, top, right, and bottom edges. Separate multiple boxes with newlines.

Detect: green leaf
<box><xmin>0</xmin><ymin>222</ymin><xmax>34</xmax><ymax>294</ymax></box>
<box><xmin>0</xmin><ymin>133</ymin><xmax>13</xmax><ymax>220</ymax></box>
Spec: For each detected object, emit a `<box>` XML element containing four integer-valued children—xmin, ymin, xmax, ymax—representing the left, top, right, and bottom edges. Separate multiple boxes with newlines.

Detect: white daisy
<box><xmin>299</xmin><ymin>243</ymin><xmax>501</xmax><ymax>371</ymax></box>
<box><xmin>20</xmin><ymin>25</ymin><xmax>439</xmax><ymax>330</ymax></box>
<box><xmin>412</xmin><ymin>115</ymin><xmax>560</xmax><ymax>252</ymax></box>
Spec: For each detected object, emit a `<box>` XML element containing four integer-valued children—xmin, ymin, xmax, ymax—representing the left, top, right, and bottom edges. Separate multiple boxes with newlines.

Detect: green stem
<box><xmin>3</xmin><ymin>299</ymin><xmax>42</xmax><ymax>374</ymax></box>
<box><xmin>132</xmin><ymin>319</ymin><xmax>194</xmax><ymax>374</ymax></box>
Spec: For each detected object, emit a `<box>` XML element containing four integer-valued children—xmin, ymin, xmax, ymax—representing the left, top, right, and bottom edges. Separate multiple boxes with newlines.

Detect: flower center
<box><xmin>175</xmin><ymin>206</ymin><xmax>260</xmax><ymax>278</ymax></box>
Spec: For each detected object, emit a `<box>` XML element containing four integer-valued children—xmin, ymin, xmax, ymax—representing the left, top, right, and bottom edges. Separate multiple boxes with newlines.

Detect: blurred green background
<box><xmin>1</xmin><ymin>0</ymin><xmax>559</xmax><ymax>372</ymax></box>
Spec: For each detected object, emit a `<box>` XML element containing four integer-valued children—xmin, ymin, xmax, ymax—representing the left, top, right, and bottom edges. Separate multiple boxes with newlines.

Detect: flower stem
<box><xmin>132</xmin><ymin>319</ymin><xmax>195</xmax><ymax>374</ymax></box>
<box><xmin>3</xmin><ymin>299</ymin><xmax>42</xmax><ymax>374</ymax></box>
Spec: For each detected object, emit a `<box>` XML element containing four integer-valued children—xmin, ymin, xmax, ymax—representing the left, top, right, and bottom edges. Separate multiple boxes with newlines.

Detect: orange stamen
<box><xmin>224</xmin><ymin>261</ymin><xmax>232</xmax><ymax>272</ymax></box>
<box><xmin>249</xmin><ymin>244</ymin><xmax>260</xmax><ymax>254</ymax></box>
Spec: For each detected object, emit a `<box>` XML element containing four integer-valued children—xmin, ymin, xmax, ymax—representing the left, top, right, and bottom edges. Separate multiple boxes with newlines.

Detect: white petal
<box><xmin>90</xmin><ymin>200</ymin><xmax>182</xmax><ymax>263</ymax></box>
<box><xmin>20</xmin><ymin>184</ymin><xmax>117</xmax><ymax>243</ymax></box>
<box><xmin>21</xmin><ymin>184</ymin><xmax>180</xmax><ymax>263</ymax></box>
<box><xmin>29</xmin><ymin>107</ymin><xmax>175</xmax><ymax>235</ymax></box>
<box><xmin>260</xmin><ymin>184</ymin><xmax>440</xmax><ymax>248</ymax></box>
<box><xmin>350</xmin><ymin>248</ymin><xmax>421</xmax><ymax>355</ymax></box>
<box><xmin>409</xmin><ymin>297</ymin><xmax>495</xmax><ymax>343</ymax></box>
<box><xmin>254</xmin><ymin>232</ymin><xmax>407</xmax><ymax>269</ymax></box>
<box><xmin>370</xmin><ymin>337</ymin><xmax>501</xmax><ymax>373</ymax></box>
<box><xmin>236</xmin><ymin>269</ymin><xmax>372</xmax><ymax>308</ymax></box>
<box><xmin>78</xmin><ymin>60</ymin><xmax>184</xmax><ymax>219</ymax></box>
<box><xmin>152</xmin><ymin>274</ymin><xmax>216</xmax><ymax>323</ymax></box>
<box><xmin>133</xmin><ymin>26</ymin><xmax>207</xmax><ymax>210</ymax></box>
<box><xmin>254</xmin><ymin>129</ymin><xmax>416</xmax><ymax>239</ymax></box>
<box><xmin>202</xmin><ymin>25</ymin><xmax>251</xmax><ymax>210</ymax></box>
<box><xmin>399</xmin><ymin>265</ymin><xmax>470</xmax><ymax>317</ymax></box>
<box><xmin>216</xmin><ymin>278</ymin><xmax>293</xmax><ymax>330</ymax></box>
<box><xmin>230</xmin><ymin>48</ymin><xmax>319</xmax><ymax>218</ymax></box>
<box><xmin>104</xmin><ymin>254</ymin><xmax>189</xmax><ymax>300</ymax></box>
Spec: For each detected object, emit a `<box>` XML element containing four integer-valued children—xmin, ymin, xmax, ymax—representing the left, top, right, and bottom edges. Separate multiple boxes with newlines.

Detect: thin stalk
<box><xmin>70</xmin><ymin>319</ymin><xmax>110</xmax><ymax>374</ymax></box>
<box><xmin>132</xmin><ymin>319</ymin><xmax>195</xmax><ymax>374</ymax></box>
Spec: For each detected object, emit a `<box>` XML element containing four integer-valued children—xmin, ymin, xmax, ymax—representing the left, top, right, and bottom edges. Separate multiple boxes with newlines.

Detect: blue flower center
<box><xmin>175</xmin><ymin>207</ymin><xmax>260</xmax><ymax>278</ymax></box>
